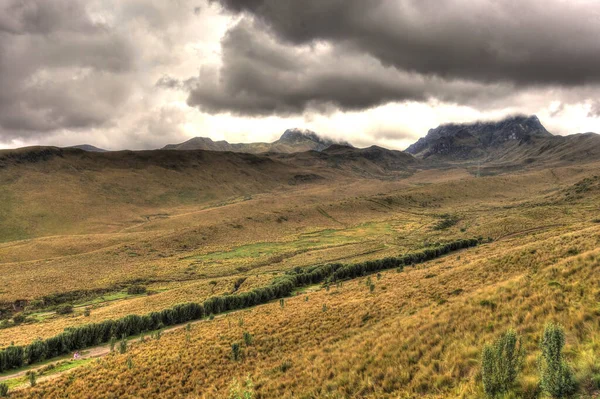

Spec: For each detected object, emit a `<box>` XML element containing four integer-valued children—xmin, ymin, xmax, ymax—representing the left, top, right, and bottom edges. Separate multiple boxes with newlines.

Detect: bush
<box><xmin>56</xmin><ymin>305</ymin><xmax>74</xmax><ymax>315</ymax></box>
<box><xmin>127</xmin><ymin>285</ymin><xmax>147</xmax><ymax>295</ymax></box>
<box><xmin>12</xmin><ymin>313</ymin><xmax>26</xmax><ymax>324</ymax></box>
<box><xmin>231</xmin><ymin>343</ymin><xmax>241</xmax><ymax>361</ymax></box>
<box><xmin>0</xmin><ymin>383</ymin><xmax>8</xmax><ymax>397</ymax></box>
<box><xmin>481</xmin><ymin>329</ymin><xmax>523</xmax><ymax>397</ymax></box>
<box><xmin>83</xmin><ymin>308</ymin><xmax>91</xmax><ymax>317</ymax></box>
<box><xmin>243</xmin><ymin>332</ymin><xmax>253</xmax><ymax>346</ymax></box>
<box><xmin>539</xmin><ymin>323</ymin><xmax>576</xmax><ymax>398</ymax></box>
<box><xmin>28</xmin><ymin>372</ymin><xmax>36</xmax><ymax>387</ymax></box>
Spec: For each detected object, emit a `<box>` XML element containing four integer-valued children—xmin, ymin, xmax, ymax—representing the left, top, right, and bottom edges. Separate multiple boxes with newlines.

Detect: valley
<box><xmin>1</xmin><ymin>117</ymin><xmax>600</xmax><ymax>398</ymax></box>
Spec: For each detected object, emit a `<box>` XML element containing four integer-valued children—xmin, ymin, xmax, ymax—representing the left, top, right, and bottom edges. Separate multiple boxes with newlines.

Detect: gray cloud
<box><xmin>184</xmin><ymin>19</ymin><xmax>515</xmax><ymax>116</ymax></box>
<box><xmin>0</xmin><ymin>0</ymin><xmax>137</xmax><ymax>139</ymax></box>
<box><xmin>212</xmin><ymin>0</ymin><xmax>600</xmax><ymax>86</ymax></box>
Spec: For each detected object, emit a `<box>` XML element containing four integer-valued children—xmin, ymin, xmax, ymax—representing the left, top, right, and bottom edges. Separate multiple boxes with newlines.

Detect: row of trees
<box><xmin>0</xmin><ymin>238</ymin><xmax>480</xmax><ymax>373</ymax></box>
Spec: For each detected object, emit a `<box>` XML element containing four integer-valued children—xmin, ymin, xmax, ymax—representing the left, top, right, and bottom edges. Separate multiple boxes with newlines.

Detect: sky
<box><xmin>1</xmin><ymin>0</ymin><xmax>600</xmax><ymax>151</ymax></box>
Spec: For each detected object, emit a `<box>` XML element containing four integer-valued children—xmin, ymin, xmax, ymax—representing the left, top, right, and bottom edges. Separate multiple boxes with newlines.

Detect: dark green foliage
<box><xmin>0</xmin><ymin>382</ymin><xmax>8</xmax><ymax>397</ymax></box>
<box><xmin>56</xmin><ymin>305</ymin><xmax>74</xmax><ymax>315</ymax></box>
<box><xmin>231</xmin><ymin>343</ymin><xmax>241</xmax><ymax>361</ymax></box>
<box><xmin>119</xmin><ymin>337</ymin><xmax>127</xmax><ymax>354</ymax></box>
<box><xmin>539</xmin><ymin>323</ymin><xmax>576</xmax><ymax>398</ymax></box>
<box><xmin>279</xmin><ymin>360</ymin><xmax>292</xmax><ymax>373</ymax></box>
<box><xmin>233</xmin><ymin>277</ymin><xmax>247</xmax><ymax>293</ymax></box>
<box><xmin>369</xmin><ymin>284</ymin><xmax>375</xmax><ymax>293</ymax></box>
<box><xmin>243</xmin><ymin>332</ymin><xmax>253</xmax><ymax>346</ymax></box>
<box><xmin>0</xmin><ymin>238</ymin><xmax>479</xmax><ymax>373</ymax></box>
<box><xmin>481</xmin><ymin>329</ymin><xmax>523</xmax><ymax>397</ymax></box>
<box><xmin>480</xmin><ymin>299</ymin><xmax>497</xmax><ymax>312</ymax></box>
<box><xmin>433</xmin><ymin>214</ymin><xmax>460</xmax><ymax>230</ymax></box>
<box><xmin>127</xmin><ymin>285</ymin><xmax>147</xmax><ymax>295</ymax></box>
<box><xmin>83</xmin><ymin>308</ymin><xmax>91</xmax><ymax>317</ymax></box>
<box><xmin>28</xmin><ymin>372</ymin><xmax>36</xmax><ymax>387</ymax></box>
<box><xmin>12</xmin><ymin>314</ymin><xmax>25</xmax><ymax>324</ymax></box>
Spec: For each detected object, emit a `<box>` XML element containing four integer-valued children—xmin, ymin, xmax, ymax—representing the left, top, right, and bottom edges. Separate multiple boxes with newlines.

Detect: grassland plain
<box><xmin>1</xmin><ymin>150</ymin><xmax>600</xmax><ymax>397</ymax></box>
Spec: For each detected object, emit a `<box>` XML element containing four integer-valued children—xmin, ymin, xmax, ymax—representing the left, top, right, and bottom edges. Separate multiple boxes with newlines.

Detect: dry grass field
<box><xmin>1</xmin><ymin>147</ymin><xmax>600</xmax><ymax>398</ymax></box>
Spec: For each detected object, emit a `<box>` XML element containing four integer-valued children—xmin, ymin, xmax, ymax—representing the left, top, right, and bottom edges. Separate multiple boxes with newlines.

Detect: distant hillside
<box><xmin>163</xmin><ymin>129</ymin><xmax>350</xmax><ymax>154</ymax></box>
<box><xmin>405</xmin><ymin>115</ymin><xmax>600</xmax><ymax>166</ymax></box>
<box><xmin>68</xmin><ymin>144</ymin><xmax>108</xmax><ymax>152</ymax></box>
<box><xmin>268</xmin><ymin>144</ymin><xmax>417</xmax><ymax>179</ymax></box>
<box><xmin>0</xmin><ymin>145</ymin><xmax>414</xmax><ymax>241</ymax></box>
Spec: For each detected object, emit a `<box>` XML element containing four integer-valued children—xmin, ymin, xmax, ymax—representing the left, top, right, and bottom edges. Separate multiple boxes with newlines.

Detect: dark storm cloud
<box><xmin>185</xmin><ymin>19</ymin><xmax>512</xmax><ymax>115</ymax></box>
<box><xmin>212</xmin><ymin>0</ymin><xmax>600</xmax><ymax>86</ymax></box>
<box><xmin>0</xmin><ymin>0</ymin><xmax>137</xmax><ymax>139</ymax></box>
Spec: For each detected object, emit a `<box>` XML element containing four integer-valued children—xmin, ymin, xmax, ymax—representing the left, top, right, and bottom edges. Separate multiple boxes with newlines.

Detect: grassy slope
<box><xmin>1</xmin><ymin>149</ymin><xmax>600</xmax><ymax>397</ymax></box>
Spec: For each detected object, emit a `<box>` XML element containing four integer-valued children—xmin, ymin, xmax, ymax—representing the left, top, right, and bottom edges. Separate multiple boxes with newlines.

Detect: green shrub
<box><xmin>231</xmin><ymin>343</ymin><xmax>241</xmax><ymax>361</ymax></box>
<box><xmin>126</xmin><ymin>285</ymin><xmax>147</xmax><ymax>295</ymax></box>
<box><xmin>279</xmin><ymin>360</ymin><xmax>292</xmax><ymax>372</ymax></box>
<box><xmin>29</xmin><ymin>372</ymin><xmax>36</xmax><ymax>387</ymax></box>
<box><xmin>56</xmin><ymin>305</ymin><xmax>74</xmax><ymax>315</ymax></box>
<box><xmin>83</xmin><ymin>308</ymin><xmax>91</xmax><ymax>317</ymax></box>
<box><xmin>481</xmin><ymin>329</ymin><xmax>523</xmax><ymax>397</ymax></box>
<box><xmin>0</xmin><ymin>383</ymin><xmax>8</xmax><ymax>397</ymax></box>
<box><xmin>539</xmin><ymin>323</ymin><xmax>576</xmax><ymax>398</ymax></box>
<box><xmin>243</xmin><ymin>332</ymin><xmax>253</xmax><ymax>346</ymax></box>
<box><xmin>119</xmin><ymin>338</ymin><xmax>127</xmax><ymax>354</ymax></box>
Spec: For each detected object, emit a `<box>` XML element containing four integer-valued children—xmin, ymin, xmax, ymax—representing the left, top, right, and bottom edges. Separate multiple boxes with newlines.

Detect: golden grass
<box><xmin>2</xmin><ymin>158</ymin><xmax>600</xmax><ymax>397</ymax></box>
<box><xmin>9</xmin><ymin>224</ymin><xmax>600</xmax><ymax>398</ymax></box>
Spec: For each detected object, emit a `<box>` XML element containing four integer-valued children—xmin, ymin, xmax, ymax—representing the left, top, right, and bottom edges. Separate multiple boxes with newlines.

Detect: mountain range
<box><xmin>162</xmin><ymin>128</ymin><xmax>350</xmax><ymax>154</ymax></box>
<box><xmin>406</xmin><ymin>115</ymin><xmax>600</xmax><ymax>167</ymax></box>
<box><xmin>5</xmin><ymin>115</ymin><xmax>600</xmax><ymax>176</ymax></box>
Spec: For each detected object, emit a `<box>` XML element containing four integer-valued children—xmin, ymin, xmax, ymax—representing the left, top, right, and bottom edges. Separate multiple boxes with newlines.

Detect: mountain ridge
<box><xmin>163</xmin><ymin>128</ymin><xmax>351</xmax><ymax>154</ymax></box>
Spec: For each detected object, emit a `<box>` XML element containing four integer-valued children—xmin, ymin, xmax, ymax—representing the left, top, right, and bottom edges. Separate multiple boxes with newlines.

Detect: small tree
<box><xmin>109</xmin><ymin>336</ymin><xmax>117</xmax><ymax>352</ymax></box>
<box><xmin>243</xmin><ymin>332</ymin><xmax>253</xmax><ymax>346</ymax></box>
<box><xmin>539</xmin><ymin>323</ymin><xmax>576</xmax><ymax>398</ymax></box>
<box><xmin>119</xmin><ymin>337</ymin><xmax>128</xmax><ymax>354</ymax></box>
<box><xmin>231</xmin><ymin>343</ymin><xmax>241</xmax><ymax>361</ymax></box>
<box><xmin>0</xmin><ymin>383</ymin><xmax>8</xmax><ymax>397</ymax></box>
<box><xmin>481</xmin><ymin>329</ymin><xmax>523</xmax><ymax>397</ymax></box>
<box><xmin>29</xmin><ymin>372</ymin><xmax>36</xmax><ymax>387</ymax></box>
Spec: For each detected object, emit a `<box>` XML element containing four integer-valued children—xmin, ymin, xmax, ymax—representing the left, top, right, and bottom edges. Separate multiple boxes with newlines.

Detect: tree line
<box><xmin>0</xmin><ymin>238</ymin><xmax>479</xmax><ymax>373</ymax></box>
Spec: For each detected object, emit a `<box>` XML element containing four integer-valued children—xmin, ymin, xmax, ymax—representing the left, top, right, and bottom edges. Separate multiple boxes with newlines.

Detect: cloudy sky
<box><xmin>1</xmin><ymin>0</ymin><xmax>600</xmax><ymax>151</ymax></box>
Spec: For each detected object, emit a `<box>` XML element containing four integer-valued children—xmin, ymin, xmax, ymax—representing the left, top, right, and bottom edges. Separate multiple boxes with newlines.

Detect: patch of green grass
<box><xmin>185</xmin><ymin>222</ymin><xmax>394</xmax><ymax>263</ymax></box>
<box><xmin>2</xmin><ymin>358</ymin><xmax>94</xmax><ymax>389</ymax></box>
